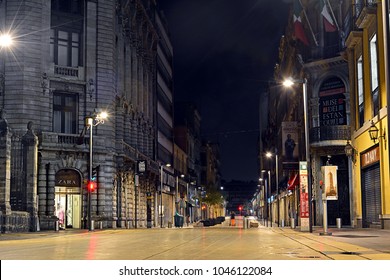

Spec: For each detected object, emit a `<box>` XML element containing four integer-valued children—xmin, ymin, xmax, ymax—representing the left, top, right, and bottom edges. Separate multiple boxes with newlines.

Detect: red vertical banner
<box><xmin>299</xmin><ymin>162</ymin><xmax>309</xmax><ymax>218</ymax></box>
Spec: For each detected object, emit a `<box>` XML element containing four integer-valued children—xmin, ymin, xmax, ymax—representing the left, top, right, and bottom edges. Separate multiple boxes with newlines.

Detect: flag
<box><xmin>293</xmin><ymin>0</ymin><xmax>309</xmax><ymax>45</ymax></box>
<box><xmin>321</xmin><ymin>0</ymin><xmax>337</xmax><ymax>32</ymax></box>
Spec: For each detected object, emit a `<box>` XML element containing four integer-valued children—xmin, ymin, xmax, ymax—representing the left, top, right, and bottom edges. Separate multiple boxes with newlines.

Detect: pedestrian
<box><xmin>186</xmin><ymin>215</ymin><xmax>190</xmax><ymax>226</ymax></box>
<box><xmin>230</xmin><ymin>211</ymin><xmax>235</xmax><ymax>226</ymax></box>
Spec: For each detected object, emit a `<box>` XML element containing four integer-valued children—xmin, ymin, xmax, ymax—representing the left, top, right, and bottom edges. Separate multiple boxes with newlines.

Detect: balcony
<box><xmin>38</xmin><ymin>132</ymin><xmax>89</xmax><ymax>151</ymax></box>
<box><xmin>355</xmin><ymin>0</ymin><xmax>377</xmax><ymax>29</ymax></box>
<box><xmin>51</xmin><ymin>64</ymin><xmax>85</xmax><ymax>80</ymax></box>
<box><xmin>344</xmin><ymin>5</ymin><xmax>363</xmax><ymax>48</ymax></box>
<box><xmin>309</xmin><ymin>125</ymin><xmax>351</xmax><ymax>147</ymax></box>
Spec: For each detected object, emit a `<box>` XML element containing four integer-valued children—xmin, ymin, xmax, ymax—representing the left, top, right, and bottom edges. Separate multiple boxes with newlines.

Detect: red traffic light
<box><xmin>87</xmin><ymin>181</ymin><xmax>97</xmax><ymax>192</ymax></box>
<box><xmin>238</xmin><ymin>206</ymin><xmax>242</xmax><ymax>211</ymax></box>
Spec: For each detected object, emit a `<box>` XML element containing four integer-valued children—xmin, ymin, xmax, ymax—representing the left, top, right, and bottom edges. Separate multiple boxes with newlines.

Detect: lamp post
<box><xmin>86</xmin><ymin>110</ymin><xmax>107</xmax><ymax>231</ymax></box>
<box><xmin>261</xmin><ymin>170</ymin><xmax>268</xmax><ymax>226</ymax></box>
<box><xmin>160</xmin><ymin>163</ymin><xmax>171</xmax><ymax>228</ymax></box>
<box><xmin>283</xmin><ymin>78</ymin><xmax>312</xmax><ymax>233</ymax></box>
<box><xmin>266</xmin><ymin>151</ymin><xmax>279</xmax><ymax>226</ymax></box>
<box><xmin>268</xmin><ymin>170</ymin><xmax>272</xmax><ymax>227</ymax></box>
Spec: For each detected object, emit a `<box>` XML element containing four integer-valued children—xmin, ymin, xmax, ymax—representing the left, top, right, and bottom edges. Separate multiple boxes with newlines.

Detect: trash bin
<box><xmin>336</xmin><ymin>218</ymin><xmax>342</xmax><ymax>229</ymax></box>
<box><xmin>168</xmin><ymin>221</ymin><xmax>172</xmax><ymax>228</ymax></box>
<box><xmin>290</xmin><ymin>218</ymin><xmax>295</xmax><ymax>229</ymax></box>
<box><xmin>174</xmin><ymin>214</ymin><xmax>184</xmax><ymax>228</ymax></box>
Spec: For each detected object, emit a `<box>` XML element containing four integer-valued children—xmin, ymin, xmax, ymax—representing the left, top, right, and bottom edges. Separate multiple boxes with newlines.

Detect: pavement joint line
<box><xmin>273</xmin><ymin>228</ymin><xmax>371</xmax><ymax>259</ymax></box>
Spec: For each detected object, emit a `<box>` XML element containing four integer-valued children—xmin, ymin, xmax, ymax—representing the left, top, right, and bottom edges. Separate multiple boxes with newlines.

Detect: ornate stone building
<box><xmin>0</xmin><ymin>0</ymin><xmax>162</xmax><ymax>232</ymax></box>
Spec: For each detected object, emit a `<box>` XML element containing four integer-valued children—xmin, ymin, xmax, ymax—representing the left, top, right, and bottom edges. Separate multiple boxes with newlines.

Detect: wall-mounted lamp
<box><xmin>87</xmin><ymin>79</ymin><xmax>95</xmax><ymax>100</ymax></box>
<box><xmin>368</xmin><ymin>120</ymin><xmax>386</xmax><ymax>143</ymax></box>
<box><xmin>344</xmin><ymin>140</ymin><xmax>357</xmax><ymax>163</ymax></box>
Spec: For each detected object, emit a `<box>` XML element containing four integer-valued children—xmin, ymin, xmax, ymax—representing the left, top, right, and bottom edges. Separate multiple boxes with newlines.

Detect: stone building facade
<box><xmin>0</xmin><ymin>0</ymin><xmax>162</xmax><ymax>232</ymax></box>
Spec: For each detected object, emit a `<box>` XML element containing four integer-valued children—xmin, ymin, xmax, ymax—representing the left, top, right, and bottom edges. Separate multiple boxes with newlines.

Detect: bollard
<box><xmin>99</xmin><ymin>221</ymin><xmax>103</xmax><ymax>229</ymax></box>
<box><xmin>281</xmin><ymin>219</ymin><xmax>285</xmax><ymax>227</ymax></box>
<box><xmin>336</xmin><ymin>218</ymin><xmax>342</xmax><ymax>229</ymax></box>
<box><xmin>55</xmin><ymin>220</ymin><xmax>59</xmax><ymax>231</ymax></box>
<box><xmin>290</xmin><ymin>218</ymin><xmax>295</xmax><ymax>229</ymax></box>
<box><xmin>91</xmin><ymin>220</ymin><xmax>95</xmax><ymax>231</ymax></box>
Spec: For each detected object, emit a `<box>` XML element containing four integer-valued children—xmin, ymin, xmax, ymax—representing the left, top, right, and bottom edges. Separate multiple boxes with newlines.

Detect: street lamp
<box><xmin>266</xmin><ymin>151</ymin><xmax>279</xmax><ymax>227</ymax></box>
<box><xmin>86</xmin><ymin>110</ymin><xmax>107</xmax><ymax>231</ymax></box>
<box><xmin>1</xmin><ymin>33</ymin><xmax>14</xmax><ymax>96</ymax></box>
<box><xmin>283</xmin><ymin>78</ymin><xmax>312</xmax><ymax>233</ymax></box>
<box><xmin>160</xmin><ymin>163</ymin><xmax>171</xmax><ymax>228</ymax></box>
<box><xmin>0</xmin><ymin>33</ymin><xmax>13</xmax><ymax>48</ymax></box>
<box><xmin>261</xmin><ymin>170</ymin><xmax>269</xmax><ymax>227</ymax></box>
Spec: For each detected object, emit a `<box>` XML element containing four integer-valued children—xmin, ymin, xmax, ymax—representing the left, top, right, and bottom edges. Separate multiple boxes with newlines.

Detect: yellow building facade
<box><xmin>346</xmin><ymin>0</ymin><xmax>390</xmax><ymax>228</ymax></box>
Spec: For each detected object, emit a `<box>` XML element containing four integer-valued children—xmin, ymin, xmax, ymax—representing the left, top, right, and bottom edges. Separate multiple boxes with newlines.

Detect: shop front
<box><xmin>360</xmin><ymin>146</ymin><xmax>381</xmax><ymax>228</ymax></box>
<box><xmin>54</xmin><ymin>169</ymin><xmax>83</xmax><ymax>229</ymax></box>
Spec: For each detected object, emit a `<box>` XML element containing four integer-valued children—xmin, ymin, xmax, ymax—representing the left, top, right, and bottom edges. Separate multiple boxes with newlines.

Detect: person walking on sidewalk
<box><xmin>230</xmin><ymin>211</ymin><xmax>236</xmax><ymax>226</ymax></box>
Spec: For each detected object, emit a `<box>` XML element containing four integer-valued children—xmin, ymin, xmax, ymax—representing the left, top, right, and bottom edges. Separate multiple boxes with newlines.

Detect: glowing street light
<box><xmin>0</xmin><ymin>33</ymin><xmax>13</xmax><ymax>48</ymax></box>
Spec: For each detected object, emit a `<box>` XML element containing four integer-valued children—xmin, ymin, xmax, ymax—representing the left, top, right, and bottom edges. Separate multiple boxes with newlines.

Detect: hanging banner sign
<box><xmin>299</xmin><ymin>162</ymin><xmax>309</xmax><ymax>218</ymax></box>
<box><xmin>321</xmin><ymin>165</ymin><xmax>338</xmax><ymax>200</ymax></box>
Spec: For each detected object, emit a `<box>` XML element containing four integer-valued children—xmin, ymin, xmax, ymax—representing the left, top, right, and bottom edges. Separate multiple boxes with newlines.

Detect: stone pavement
<box><xmin>1</xmin><ymin>220</ymin><xmax>390</xmax><ymax>260</ymax></box>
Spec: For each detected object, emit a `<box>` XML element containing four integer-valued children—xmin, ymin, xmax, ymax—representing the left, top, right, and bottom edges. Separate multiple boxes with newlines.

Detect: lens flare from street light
<box><xmin>98</xmin><ymin>111</ymin><xmax>108</xmax><ymax>119</ymax></box>
<box><xmin>0</xmin><ymin>33</ymin><xmax>13</xmax><ymax>48</ymax></box>
<box><xmin>283</xmin><ymin>78</ymin><xmax>294</xmax><ymax>88</ymax></box>
<box><xmin>266</xmin><ymin>152</ymin><xmax>272</xmax><ymax>158</ymax></box>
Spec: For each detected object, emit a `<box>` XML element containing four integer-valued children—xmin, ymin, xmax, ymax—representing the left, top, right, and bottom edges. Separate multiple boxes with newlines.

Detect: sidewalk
<box><xmin>259</xmin><ymin>222</ymin><xmax>390</xmax><ymax>259</ymax></box>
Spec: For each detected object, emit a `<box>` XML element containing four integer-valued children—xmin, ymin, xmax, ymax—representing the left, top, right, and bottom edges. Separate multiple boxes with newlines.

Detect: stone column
<box><xmin>22</xmin><ymin>121</ymin><xmax>39</xmax><ymax>231</ymax></box>
<box><xmin>0</xmin><ymin>113</ymin><xmax>12</xmax><ymax>221</ymax></box>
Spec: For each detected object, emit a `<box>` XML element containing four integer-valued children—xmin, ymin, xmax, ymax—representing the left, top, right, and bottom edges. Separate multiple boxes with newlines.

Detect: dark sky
<box><xmin>158</xmin><ymin>0</ymin><xmax>291</xmax><ymax>182</ymax></box>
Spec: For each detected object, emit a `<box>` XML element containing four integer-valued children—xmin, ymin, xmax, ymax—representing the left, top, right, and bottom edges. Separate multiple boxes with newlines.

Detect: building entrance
<box><xmin>55</xmin><ymin>192</ymin><xmax>81</xmax><ymax>229</ymax></box>
<box><xmin>55</xmin><ymin>169</ymin><xmax>82</xmax><ymax>229</ymax></box>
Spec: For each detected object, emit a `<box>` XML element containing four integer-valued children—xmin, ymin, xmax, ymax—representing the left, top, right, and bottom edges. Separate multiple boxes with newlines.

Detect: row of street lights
<box><xmin>260</xmin><ymin>78</ymin><xmax>312</xmax><ymax>232</ymax></box>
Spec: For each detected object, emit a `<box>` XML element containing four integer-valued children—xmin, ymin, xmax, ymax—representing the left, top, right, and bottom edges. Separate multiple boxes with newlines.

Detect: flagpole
<box><xmin>326</xmin><ymin>0</ymin><xmax>339</xmax><ymax>30</ymax></box>
<box><xmin>299</xmin><ymin>0</ymin><xmax>319</xmax><ymax>46</ymax></box>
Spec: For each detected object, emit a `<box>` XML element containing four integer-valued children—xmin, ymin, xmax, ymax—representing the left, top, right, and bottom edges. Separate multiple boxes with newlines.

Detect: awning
<box><xmin>287</xmin><ymin>174</ymin><xmax>299</xmax><ymax>190</ymax></box>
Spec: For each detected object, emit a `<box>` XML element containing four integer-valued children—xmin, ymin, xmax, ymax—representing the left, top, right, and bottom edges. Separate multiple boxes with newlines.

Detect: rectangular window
<box><xmin>369</xmin><ymin>34</ymin><xmax>379</xmax><ymax>116</ymax></box>
<box><xmin>51</xmin><ymin>0</ymin><xmax>83</xmax><ymax>15</ymax></box>
<box><xmin>53</xmin><ymin>93</ymin><xmax>78</xmax><ymax>134</ymax></box>
<box><xmin>357</xmin><ymin>55</ymin><xmax>364</xmax><ymax>128</ymax></box>
<box><xmin>50</xmin><ymin>29</ymin><xmax>81</xmax><ymax>67</ymax></box>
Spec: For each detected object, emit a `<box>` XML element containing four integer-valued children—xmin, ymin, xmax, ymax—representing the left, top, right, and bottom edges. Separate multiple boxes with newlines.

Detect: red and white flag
<box><xmin>321</xmin><ymin>0</ymin><xmax>337</xmax><ymax>32</ymax></box>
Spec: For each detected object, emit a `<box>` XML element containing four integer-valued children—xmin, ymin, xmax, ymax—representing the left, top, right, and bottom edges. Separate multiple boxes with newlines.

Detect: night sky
<box><xmin>158</xmin><ymin>0</ymin><xmax>291</xmax><ymax>182</ymax></box>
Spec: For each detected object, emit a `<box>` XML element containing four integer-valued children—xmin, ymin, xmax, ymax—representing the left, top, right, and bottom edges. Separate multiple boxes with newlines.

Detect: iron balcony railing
<box><xmin>309</xmin><ymin>125</ymin><xmax>351</xmax><ymax>143</ymax></box>
<box><xmin>355</xmin><ymin>0</ymin><xmax>377</xmax><ymax>19</ymax></box>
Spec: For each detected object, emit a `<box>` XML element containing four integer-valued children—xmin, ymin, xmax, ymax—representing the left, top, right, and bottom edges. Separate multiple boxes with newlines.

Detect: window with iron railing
<box><xmin>355</xmin><ymin>0</ymin><xmax>377</xmax><ymax>18</ymax></box>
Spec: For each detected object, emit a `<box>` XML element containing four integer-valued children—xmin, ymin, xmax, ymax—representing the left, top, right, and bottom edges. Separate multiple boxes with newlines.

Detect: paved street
<box><xmin>1</xmin><ymin>224</ymin><xmax>390</xmax><ymax>260</ymax></box>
